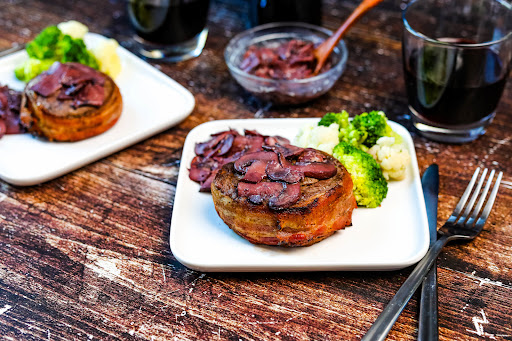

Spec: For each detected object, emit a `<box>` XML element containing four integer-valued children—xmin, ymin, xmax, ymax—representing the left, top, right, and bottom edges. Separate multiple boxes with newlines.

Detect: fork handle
<box><xmin>361</xmin><ymin>235</ymin><xmax>449</xmax><ymax>341</ymax></box>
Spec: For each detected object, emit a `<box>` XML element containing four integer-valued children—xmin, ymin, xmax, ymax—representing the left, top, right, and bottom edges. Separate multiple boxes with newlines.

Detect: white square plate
<box><xmin>170</xmin><ymin>118</ymin><xmax>429</xmax><ymax>272</ymax></box>
<box><xmin>0</xmin><ymin>33</ymin><xmax>194</xmax><ymax>186</ymax></box>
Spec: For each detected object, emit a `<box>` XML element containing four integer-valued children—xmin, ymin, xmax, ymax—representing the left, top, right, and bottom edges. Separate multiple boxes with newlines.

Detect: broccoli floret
<box><xmin>351</xmin><ymin>111</ymin><xmax>392</xmax><ymax>148</ymax></box>
<box><xmin>339</xmin><ymin>124</ymin><xmax>367</xmax><ymax>150</ymax></box>
<box><xmin>318</xmin><ymin>111</ymin><xmax>350</xmax><ymax>128</ymax></box>
<box><xmin>332</xmin><ymin>142</ymin><xmax>388</xmax><ymax>208</ymax></box>
<box><xmin>26</xmin><ymin>26</ymin><xmax>62</xmax><ymax>59</ymax></box>
<box><xmin>59</xmin><ymin>35</ymin><xmax>99</xmax><ymax>69</ymax></box>
<box><xmin>14</xmin><ymin>58</ymin><xmax>56</xmax><ymax>82</ymax></box>
<box><xmin>16</xmin><ymin>25</ymin><xmax>99</xmax><ymax>81</ymax></box>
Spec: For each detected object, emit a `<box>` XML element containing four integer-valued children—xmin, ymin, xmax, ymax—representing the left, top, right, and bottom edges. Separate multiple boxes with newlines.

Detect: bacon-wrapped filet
<box><xmin>211</xmin><ymin>146</ymin><xmax>357</xmax><ymax>247</ymax></box>
<box><xmin>20</xmin><ymin>62</ymin><xmax>122</xmax><ymax>142</ymax></box>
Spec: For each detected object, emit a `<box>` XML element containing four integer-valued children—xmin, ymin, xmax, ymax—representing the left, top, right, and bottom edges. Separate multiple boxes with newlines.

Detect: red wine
<box><xmin>128</xmin><ymin>0</ymin><xmax>209</xmax><ymax>45</ymax></box>
<box><xmin>404</xmin><ymin>38</ymin><xmax>509</xmax><ymax>126</ymax></box>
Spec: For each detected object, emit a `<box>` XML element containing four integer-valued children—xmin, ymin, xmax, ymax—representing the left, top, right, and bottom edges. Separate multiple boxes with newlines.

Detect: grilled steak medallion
<box><xmin>211</xmin><ymin>147</ymin><xmax>357</xmax><ymax>247</ymax></box>
<box><xmin>20</xmin><ymin>62</ymin><xmax>122</xmax><ymax>142</ymax></box>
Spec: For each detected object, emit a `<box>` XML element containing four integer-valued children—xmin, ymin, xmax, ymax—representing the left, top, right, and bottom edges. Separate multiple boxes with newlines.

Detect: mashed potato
<box><xmin>58</xmin><ymin>20</ymin><xmax>88</xmax><ymax>39</ymax></box>
<box><xmin>293</xmin><ymin>123</ymin><xmax>340</xmax><ymax>154</ymax></box>
<box><xmin>368</xmin><ymin>136</ymin><xmax>410</xmax><ymax>180</ymax></box>
<box><xmin>91</xmin><ymin>38</ymin><xmax>122</xmax><ymax>79</ymax></box>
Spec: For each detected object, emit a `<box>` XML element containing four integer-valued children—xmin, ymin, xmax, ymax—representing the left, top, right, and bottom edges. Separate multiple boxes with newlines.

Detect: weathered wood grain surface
<box><xmin>1</xmin><ymin>0</ymin><xmax>511</xmax><ymax>340</ymax></box>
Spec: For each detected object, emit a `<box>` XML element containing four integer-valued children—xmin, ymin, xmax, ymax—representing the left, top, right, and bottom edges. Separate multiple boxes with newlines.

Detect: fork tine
<box><xmin>446</xmin><ymin>167</ymin><xmax>481</xmax><ymax>224</ymax></box>
<box><xmin>474</xmin><ymin>171</ymin><xmax>503</xmax><ymax>230</ymax></box>
<box><xmin>465</xmin><ymin>169</ymin><xmax>495</xmax><ymax>227</ymax></box>
<box><xmin>460</xmin><ymin>168</ymin><xmax>488</xmax><ymax>222</ymax></box>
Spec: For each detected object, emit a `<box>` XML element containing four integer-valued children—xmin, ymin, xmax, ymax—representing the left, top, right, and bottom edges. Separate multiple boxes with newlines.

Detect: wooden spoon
<box><xmin>313</xmin><ymin>0</ymin><xmax>384</xmax><ymax>74</ymax></box>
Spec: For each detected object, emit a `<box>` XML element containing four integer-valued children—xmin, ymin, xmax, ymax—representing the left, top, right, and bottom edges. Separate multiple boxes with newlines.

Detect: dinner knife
<box><xmin>361</xmin><ymin>165</ymin><xmax>439</xmax><ymax>341</ymax></box>
<box><xmin>419</xmin><ymin>164</ymin><xmax>439</xmax><ymax>341</ymax></box>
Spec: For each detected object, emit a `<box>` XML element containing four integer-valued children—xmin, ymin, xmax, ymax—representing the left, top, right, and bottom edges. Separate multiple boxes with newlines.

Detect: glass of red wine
<box><xmin>128</xmin><ymin>0</ymin><xmax>210</xmax><ymax>62</ymax></box>
<box><xmin>402</xmin><ymin>0</ymin><xmax>511</xmax><ymax>143</ymax></box>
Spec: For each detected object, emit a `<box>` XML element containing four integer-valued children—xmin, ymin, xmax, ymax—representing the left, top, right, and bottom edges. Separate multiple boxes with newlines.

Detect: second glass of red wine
<box><xmin>402</xmin><ymin>0</ymin><xmax>511</xmax><ymax>143</ymax></box>
<box><xmin>128</xmin><ymin>0</ymin><xmax>210</xmax><ymax>62</ymax></box>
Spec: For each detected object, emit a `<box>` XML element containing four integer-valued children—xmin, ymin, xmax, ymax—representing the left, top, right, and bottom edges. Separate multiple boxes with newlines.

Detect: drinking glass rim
<box><xmin>402</xmin><ymin>0</ymin><xmax>512</xmax><ymax>48</ymax></box>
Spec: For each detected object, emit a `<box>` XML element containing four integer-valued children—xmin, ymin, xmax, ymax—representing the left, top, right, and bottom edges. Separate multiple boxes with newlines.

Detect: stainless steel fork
<box><xmin>362</xmin><ymin>167</ymin><xmax>503</xmax><ymax>341</ymax></box>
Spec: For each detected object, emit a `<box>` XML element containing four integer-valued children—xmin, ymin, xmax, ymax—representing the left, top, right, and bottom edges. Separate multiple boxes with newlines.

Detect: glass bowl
<box><xmin>224</xmin><ymin>22</ymin><xmax>348</xmax><ymax>105</ymax></box>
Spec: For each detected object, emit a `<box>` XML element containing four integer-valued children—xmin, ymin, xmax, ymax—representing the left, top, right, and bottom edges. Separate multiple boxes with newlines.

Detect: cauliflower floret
<box><xmin>57</xmin><ymin>20</ymin><xmax>89</xmax><ymax>39</ymax></box>
<box><xmin>368</xmin><ymin>136</ymin><xmax>410</xmax><ymax>180</ymax></box>
<box><xmin>91</xmin><ymin>38</ymin><xmax>122</xmax><ymax>78</ymax></box>
<box><xmin>293</xmin><ymin>122</ymin><xmax>340</xmax><ymax>154</ymax></box>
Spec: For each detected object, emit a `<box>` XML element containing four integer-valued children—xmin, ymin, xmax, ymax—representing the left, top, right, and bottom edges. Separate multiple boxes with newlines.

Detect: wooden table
<box><xmin>1</xmin><ymin>0</ymin><xmax>511</xmax><ymax>339</ymax></box>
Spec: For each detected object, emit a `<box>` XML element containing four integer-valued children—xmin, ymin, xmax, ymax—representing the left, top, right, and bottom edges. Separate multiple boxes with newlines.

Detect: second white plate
<box><xmin>170</xmin><ymin>118</ymin><xmax>429</xmax><ymax>272</ymax></box>
<box><xmin>0</xmin><ymin>33</ymin><xmax>194</xmax><ymax>186</ymax></box>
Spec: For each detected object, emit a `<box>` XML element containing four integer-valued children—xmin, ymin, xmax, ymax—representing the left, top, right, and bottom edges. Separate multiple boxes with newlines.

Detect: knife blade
<box><xmin>418</xmin><ymin>164</ymin><xmax>439</xmax><ymax>341</ymax></box>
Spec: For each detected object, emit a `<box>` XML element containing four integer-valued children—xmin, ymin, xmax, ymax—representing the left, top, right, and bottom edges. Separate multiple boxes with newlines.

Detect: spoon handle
<box><xmin>314</xmin><ymin>0</ymin><xmax>384</xmax><ymax>74</ymax></box>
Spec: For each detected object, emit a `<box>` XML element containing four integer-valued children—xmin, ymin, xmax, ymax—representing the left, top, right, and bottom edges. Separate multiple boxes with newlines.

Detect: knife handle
<box><xmin>418</xmin><ymin>263</ymin><xmax>439</xmax><ymax>341</ymax></box>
